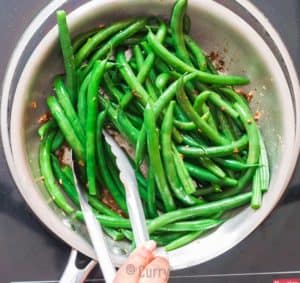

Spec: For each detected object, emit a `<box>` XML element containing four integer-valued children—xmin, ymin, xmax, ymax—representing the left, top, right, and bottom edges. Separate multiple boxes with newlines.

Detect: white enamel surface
<box><xmin>3</xmin><ymin>0</ymin><xmax>300</xmax><ymax>270</ymax></box>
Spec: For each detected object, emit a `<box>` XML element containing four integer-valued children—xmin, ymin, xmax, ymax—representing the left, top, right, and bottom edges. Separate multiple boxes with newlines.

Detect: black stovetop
<box><xmin>0</xmin><ymin>1</ymin><xmax>299</xmax><ymax>282</ymax></box>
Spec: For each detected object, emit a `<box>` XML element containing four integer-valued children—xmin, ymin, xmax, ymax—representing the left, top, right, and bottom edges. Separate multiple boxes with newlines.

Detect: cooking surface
<box><xmin>0</xmin><ymin>1</ymin><xmax>299</xmax><ymax>282</ymax></box>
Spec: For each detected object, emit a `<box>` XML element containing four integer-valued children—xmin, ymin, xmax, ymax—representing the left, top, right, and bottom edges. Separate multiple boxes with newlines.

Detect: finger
<box><xmin>113</xmin><ymin>240</ymin><xmax>156</xmax><ymax>283</ymax></box>
<box><xmin>139</xmin><ymin>256</ymin><xmax>170</xmax><ymax>283</ymax></box>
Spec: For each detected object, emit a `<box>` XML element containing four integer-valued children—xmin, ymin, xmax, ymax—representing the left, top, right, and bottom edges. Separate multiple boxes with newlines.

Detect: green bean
<box><xmin>116</xmin><ymin>51</ymin><xmax>153</xmax><ymax>106</ymax></box>
<box><xmin>103</xmin><ymin>73</ymin><xmax>123</xmax><ymax>103</ymax></box>
<box><xmin>182</xmin><ymin>135</ymin><xmax>205</xmax><ymax>147</ymax></box>
<box><xmin>77</xmin><ymin>72</ymin><xmax>91</xmax><ymax>128</ymax></box>
<box><xmin>38</xmin><ymin>121</ymin><xmax>56</xmax><ymax>141</ymax></box>
<box><xmin>214</xmin><ymin>158</ymin><xmax>259</xmax><ymax>171</ymax></box>
<box><xmin>86</xmin><ymin>60</ymin><xmax>107</xmax><ymax>196</ymax></box>
<box><xmin>88</xmin><ymin>196</ymin><xmax>122</xmax><ymax>218</ymax></box>
<box><xmin>51</xmin><ymin>154</ymin><xmax>79</xmax><ymax>206</ymax></box>
<box><xmin>75</xmin><ymin>19</ymin><xmax>133</xmax><ymax>66</ymax></box>
<box><xmin>152</xmin><ymin>233</ymin><xmax>184</xmax><ymax>247</ymax></box>
<box><xmin>121</xmin><ymin>229</ymin><xmax>134</xmax><ymax>241</ymax></box>
<box><xmin>173</xmin><ymin>147</ymin><xmax>197</xmax><ymax>195</ymax></box>
<box><xmin>216</xmin><ymin>110</ymin><xmax>235</xmax><ymax>141</ymax></box>
<box><xmin>194</xmin><ymin>90</ymin><xmax>239</xmax><ymax>120</ymax></box>
<box><xmin>155</xmin><ymin>73</ymin><xmax>171</xmax><ymax>91</ymax></box>
<box><xmin>207</xmin><ymin>100</ymin><xmax>260</xmax><ymax>200</ymax></box>
<box><xmin>84</xmin><ymin>19</ymin><xmax>147</xmax><ymax>76</ymax></box>
<box><xmin>47</xmin><ymin>96</ymin><xmax>84</xmax><ymax>160</ymax></box>
<box><xmin>170</xmin><ymin>0</ymin><xmax>193</xmax><ymax>65</ymax></box>
<box><xmin>251</xmin><ymin>133</ymin><xmax>269</xmax><ymax>209</ymax></box>
<box><xmin>185</xmin><ymin>162</ymin><xmax>238</xmax><ymax>187</ymax></box>
<box><xmin>134</xmin><ymin>45</ymin><xmax>158</xmax><ymax>101</ymax></box>
<box><xmin>176</xmin><ymin>79</ymin><xmax>229</xmax><ymax>145</ymax></box>
<box><xmin>185</xmin><ymin>35</ymin><xmax>207</xmax><ymax>71</ymax></box>
<box><xmin>96</xmin><ymin>110</ymin><xmax>127</xmax><ymax>212</ymax></box>
<box><xmin>99</xmin><ymin>97</ymin><xmax>139</xmax><ymax>145</ymax></box>
<box><xmin>56</xmin><ymin>11</ymin><xmax>77</xmax><ymax>103</ymax></box>
<box><xmin>103</xmin><ymin>227</ymin><xmax>125</xmax><ymax>241</ymax></box>
<box><xmin>193</xmin><ymin>186</ymin><xmax>220</xmax><ymax>196</ymax></box>
<box><xmin>146</xmin><ymin>166</ymin><xmax>158</xmax><ymax>218</ymax></box>
<box><xmin>75</xmin><ymin>211</ymin><xmax>131</xmax><ymax>229</ymax></box>
<box><xmin>159</xmin><ymin>218</ymin><xmax>223</xmax><ymax>232</ymax></box>
<box><xmin>174</xmin><ymin>120</ymin><xmax>197</xmax><ymax>131</ymax></box>
<box><xmin>39</xmin><ymin>133</ymin><xmax>74</xmax><ymax>214</ymax></box>
<box><xmin>61</xmin><ymin>165</ymin><xmax>74</xmax><ymax>183</ymax></box>
<box><xmin>125</xmin><ymin>112</ymin><xmax>143</xmax><ymax>129</ymax></box>
<box><xmin>165</xmin><ymin>230</ymin><xmax>204</xmax><ymax>251</ymax></box>
<box><xmin>148</xmin><ymin>192</ymin><xmax>252</xmax><ymax>233</ymax></box>
<box><xmin>183</xmin><ymin>14</ymin><xmax>191</xmax><ymax>34</ymax></box>
<box><xmin>136</xmin><ymin>23</ymin><xmax>166</xmax><ymax>82</ymax></box>
<box><xmin>145</xmin><ymin>104</ymin><xmax>176</xmax><ymax>212</ymax></box>
<box><xmin>51</xmin><ymin>130</ymin><xmax>65</xmax><ymax>152</ymax></box>
<box><xmin>199</xmin><ymin>158</ymin><xmax>226</xmax><ymax>178</ymax></box>
<box><xmin>161</xmin><ymin>102</ymin><xmax>203</xmax><ymax>205</ymax></box>
<box><xmin>257</xmin><ymin>134</ymin><xmax>269</xmax><ymax>193</ymax></box>
<box><xmin>177</xmin><ymin>135</ymin><xmax>248</xmax><ymax>158</ymax></box>
<box><xmin>103</xmin><ymin>141</ymin><xmax>126</xmax><ymax>199</ymax></box>
<box><xmin>54</xmin><ymin>77</ymin><xmax>85</xmax><ymax>144</ymax></box>
<box><xmin>120</xmin><ymin>88</ymin><xmax>135</xmax><ymax>110</ymax></box>
<box><xmin>147</xmin><ymin>31</ymin><xmax>250</xmax><ymax>85</ymax></box>
<box><xmin>72</xmin><ymin>28</ymin><xmax>99</xmax><ymax>53</ymax></box>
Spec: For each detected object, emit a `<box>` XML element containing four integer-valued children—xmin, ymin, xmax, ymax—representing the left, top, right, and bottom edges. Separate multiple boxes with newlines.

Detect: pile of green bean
<box><xmin>38</xmin><ymin>0</ymin><xmax>269</xmax><ymax>251</ymax></box>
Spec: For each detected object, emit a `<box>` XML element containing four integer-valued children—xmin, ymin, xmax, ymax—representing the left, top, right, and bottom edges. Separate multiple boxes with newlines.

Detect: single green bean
<box><xmin>77</xmin><ymin>72</ymin><xmax>91</xmax><ymax>128</ymax></box>
<box><xmin>147</xmin><ymin>166</ymin><xmax>158</xmax><ymax>218</ymax></box>
<box><xmin>147</xmin><ymin>31</ymin><xmax>250</xmax><ymax>85</ymax></box>
<box><xmin>177</xmin><ymin>135</ymin><xmax>249</xmax><ymax>158</ymax></box>
<box><xmin>185</xmin><ymin>162</ymin><xmax>238</xmax><ymax>187</ymax></box>
<box><xmin>38</xmin><ymin>120</ymin><xmax>56</xmax><ymax>139</ymax></box>
<box><xmin>170</xmin><ymin>0</ymin><xmax>193</xmax><ymax>65</ymax></box>
<box><xmin>185</xmin><ymin>35</ymin><xmax>207</xmax><ymax>71</ymax></box>
<box><xmin>148</xmin><ymin>192</ymin><xmax>252</xmax><ymax>233</ymax></box>
<box><xmin>75</xmin><ymin>19</ymin><xmax>133</xmax><ymax>66</ymax></box>
<box><xmin>86</xmin><ymin>60</ymin><xmax>107</xmax><ymax>195</ymax></box>
<box><xmin>56</xmin><ymin>11</ymin><xmax>77</xmax><ymax>103</ymax></box>
<box><xmin>165</xmin><ymin>230</ymin><xmax>204</xmax><ymax>251</ymax></box>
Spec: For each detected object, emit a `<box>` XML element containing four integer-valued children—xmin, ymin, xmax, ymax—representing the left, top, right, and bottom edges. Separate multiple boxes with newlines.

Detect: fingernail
<box><xmin>144</xmin><ymin>240</ymin><xmax>156</xmax><ymax>251</ymax></box>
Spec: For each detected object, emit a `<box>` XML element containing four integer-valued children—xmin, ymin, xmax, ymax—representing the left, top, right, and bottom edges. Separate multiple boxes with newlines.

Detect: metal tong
<box><xmin>60</xmin><ymin>131</ymin><xmax>149</xmax><ymax>283</ymax></box>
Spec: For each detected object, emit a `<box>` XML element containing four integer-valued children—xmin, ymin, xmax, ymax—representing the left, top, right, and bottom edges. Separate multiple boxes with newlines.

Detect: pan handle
<box><xmin>59</xmin><ymin>249</ymin><xmax>97</xmax><ymax>283</ymax></box>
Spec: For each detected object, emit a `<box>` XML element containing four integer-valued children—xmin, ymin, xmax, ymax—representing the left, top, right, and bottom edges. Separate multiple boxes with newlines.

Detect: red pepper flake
<box><xmin>246</xmin><ymin>91</ymin><xmax>254</xmax><ymax>102</ymax></box>
<box><xmin>235</xmin><ymin>89</ymin><xmax>254</xmax><ymax>102</ymax></box>
<box><xmin>37</xmin><ymin>112</ymin><xmax>51</xmax><ymax>124</ymax></box>
<box><xmin>30</xmin><ymin>101</ymin><xmax>37</xmax><ymax>109</ymax></box>
<box><xmin>253</xmin><ymin>111</ymin><xmax>261</xmax><ymax>121</ymax></box>
<box><xmin>98</xmin><ymin>23</ymin><xmax>106</xmax><ymax>28</ymax></box>
<box><xmin>208</xmin><ymin>51</ymin><xmax>225</xmax><ymax>71</ymax></box>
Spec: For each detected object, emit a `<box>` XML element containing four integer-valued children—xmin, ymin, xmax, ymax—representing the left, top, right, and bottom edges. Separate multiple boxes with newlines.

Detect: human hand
<box><xmin>114</xmin><ymin>240</ymin><xmax>169</xmax><ymax>283</ymax></box>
